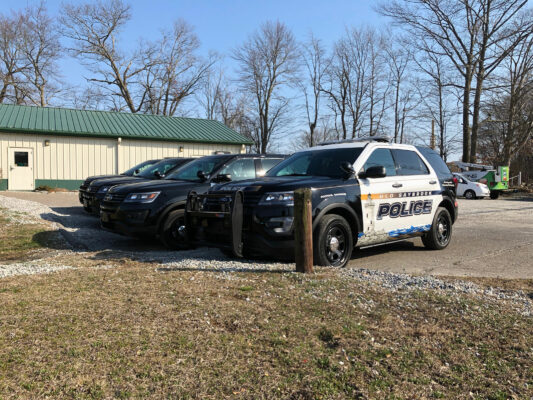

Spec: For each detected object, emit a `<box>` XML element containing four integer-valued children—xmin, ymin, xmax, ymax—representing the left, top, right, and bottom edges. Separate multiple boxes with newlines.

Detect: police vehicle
<box><xmin>99</xmin><ymin>153</ymin><xmax>286</xmax><ymax>248</ymax></box>
<box><xmin>185</xmin><ymin>137</ymin><xmax>458</xmax><ymax>268</ymax></box>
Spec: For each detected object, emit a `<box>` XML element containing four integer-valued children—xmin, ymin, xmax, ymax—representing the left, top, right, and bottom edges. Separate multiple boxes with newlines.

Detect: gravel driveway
<box><xmin>1</xmin><ymin>191</ymin><xmax>532</xmax><ymax>279</ymax></box>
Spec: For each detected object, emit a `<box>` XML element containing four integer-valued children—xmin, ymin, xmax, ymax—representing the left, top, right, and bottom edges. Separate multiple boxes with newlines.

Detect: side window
<box><xmin>260</xmin><ymin>158</ymin><xmax>283</xmax><ymax>175</ymax></box>
<box><xmin>362</xmin><ymin>148</ymin><xmax>396</xmax><ymax>176</ymax></box>
<box><xmin>392</xmin><ymin>149</ymin><xmax>429</xmax><ymax>176</ymax></box>
<box><xmin>219</xmin><ymin>158</ymin><xmax>256</xmax><ymax>181</ymax></box>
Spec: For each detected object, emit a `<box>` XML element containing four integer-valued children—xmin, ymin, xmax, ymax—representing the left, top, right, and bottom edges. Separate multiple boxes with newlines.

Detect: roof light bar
<box><xmin>318</xmin><ymin>135</ymin><xmax>391</xmax><ymax>146</ymax></box>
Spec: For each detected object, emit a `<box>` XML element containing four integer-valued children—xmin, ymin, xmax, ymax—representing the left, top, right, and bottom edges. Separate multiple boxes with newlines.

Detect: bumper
<box><xmin>100</xmin><ymin>202</ymin><xmax>157</xmax><ymax>237</ymax></box>
<box><xmin>81</xmin><ymin>192</ymin><xmax>104</xmax><ymax>215</ymax></box>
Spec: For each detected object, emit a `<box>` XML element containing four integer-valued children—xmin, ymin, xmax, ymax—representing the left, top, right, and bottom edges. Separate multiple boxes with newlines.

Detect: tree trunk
<box><xmin>471</xmin><ymin>65</ymin><xmax>485</xmax><ymax>162</ymax></box>
<box><xmin>462</xmin><ymin>70</ymin><xmax>473</xmax><ymax>162</ymax></box>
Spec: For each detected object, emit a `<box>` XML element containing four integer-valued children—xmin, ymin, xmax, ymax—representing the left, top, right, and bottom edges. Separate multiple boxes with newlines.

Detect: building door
<box><xmin>8</xmin><ymin>148</ymin><xmax>34</xmax><ymax>190</ymax></box>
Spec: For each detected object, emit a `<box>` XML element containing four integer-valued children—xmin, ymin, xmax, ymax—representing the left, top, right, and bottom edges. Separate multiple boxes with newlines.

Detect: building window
<box><xmin>14</xmin><ymin>152</ymin><xmax>29</xmax><ymax>167</ymax></box>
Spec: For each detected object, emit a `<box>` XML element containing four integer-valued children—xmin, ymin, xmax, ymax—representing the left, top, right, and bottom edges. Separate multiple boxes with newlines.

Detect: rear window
<box><xmin>416</xmin><ymin>147</ymin><xmax>452</xmax><ymax>180</ymax></box>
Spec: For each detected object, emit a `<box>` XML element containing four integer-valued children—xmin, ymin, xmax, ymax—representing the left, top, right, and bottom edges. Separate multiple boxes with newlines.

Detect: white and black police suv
<box><xmin>185</xmin><ymin>137</ymin><xmax>458</xmax><ymax>268</ymax></box>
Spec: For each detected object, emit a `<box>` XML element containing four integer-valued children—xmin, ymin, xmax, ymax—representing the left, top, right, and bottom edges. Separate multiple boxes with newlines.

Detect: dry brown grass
<box><xmin>0</xmin><ymin>207</ymin><xmax>531</xmax><ymax>399</ymax></box>
<box><xmin>0</xmin><ymin>260</ymin><xmax>531</xmax><ymax>400</ymax></box>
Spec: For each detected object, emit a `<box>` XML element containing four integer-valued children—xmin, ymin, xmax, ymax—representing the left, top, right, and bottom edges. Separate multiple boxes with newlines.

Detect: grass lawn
<box><xmin>0</xmin><ymin>210</ymin><xmax>531</xmax><ymax>399</ymax></box>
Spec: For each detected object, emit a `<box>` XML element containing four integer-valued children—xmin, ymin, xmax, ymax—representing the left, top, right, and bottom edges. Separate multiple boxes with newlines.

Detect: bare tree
<box><xmin>142</xmin><ymin>21</ymin><xmax>215</xmax><ymax>116</ymax></box>
<box><xmin>479</xmin><ymin>16</ymin><xmax>533</xmax><ymax>165</ymax></box>
<box><xmin>378</xmin><ymin>0</ymin><xmax>531</xmax><ymax>163</ymax></box>
<box><xmin>20</xmin><ymin>2</ymin><xmax>62</xmax><ymax>106</ymax></box>
<box><xmin>60</xmin><ymin>0</ymin><xmax>148</xmax><ymax>112</ymax></box>
<box><xmin>0</xmin><ymin>12</ymin><xmax>27</xmax><ymax>103</ymax></box>
<box><xmin>300</xmin><ymin>34</ymin><xmax>327</xmax><ymax>147</ymax></box>
<box><xmin>233</xmin><ymin>21</ymin><xmax>300</xmax><ymax>153</ymax></box>
<box><xmin>322</xmin><ymin>38</ymin><xmax>351</xmax><ymax>139</ymax></box>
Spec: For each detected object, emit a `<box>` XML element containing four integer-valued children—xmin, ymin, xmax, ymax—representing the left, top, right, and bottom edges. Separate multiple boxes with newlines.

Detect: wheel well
<box><xmin>438</xmin><ymin>199</ymin><xmax>455</xmax><ymax>222</ymax></box>
<box><xmin>322</xmin><ymin>207</ymin><xmax>361</xmax><ymax>241</ymax></box>
<box><xmin>157</xmin><ymin>203</ymin><xmax>185</xmax><ymax>232</ymax></box>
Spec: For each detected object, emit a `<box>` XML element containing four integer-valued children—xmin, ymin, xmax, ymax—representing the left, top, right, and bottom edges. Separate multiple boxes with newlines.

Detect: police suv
<box><xmin>185</xmin><ymin>137</ymin><xmax>458</xmax><ymax>268</ymax></box>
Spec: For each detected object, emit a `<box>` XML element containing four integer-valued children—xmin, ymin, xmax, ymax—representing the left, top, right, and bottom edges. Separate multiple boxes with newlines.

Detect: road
<box><xmin>1</xmin><ymin>191</ymin><xmax>532</xmax><ymax>278</ymax></box>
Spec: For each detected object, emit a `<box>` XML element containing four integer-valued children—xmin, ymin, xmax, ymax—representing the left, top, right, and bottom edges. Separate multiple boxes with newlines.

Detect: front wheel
<box><xmin>464</xmin><ymin>189</ymin><xmax>476</xmax><ymax>200</ymax></box>
<box><xmin>313</xmin><ymin>214</ymin><xmax>353</xmax><ymax>267</ymax></box>
<box><xmin>422</xmin><ymin>207</ymin><xmax>452</xmax><ymax>250</ymax></box>
<box><xmin>160</xmin><ymin>209</ymin><xmax>190</xmax><ymax>250</ymax></box>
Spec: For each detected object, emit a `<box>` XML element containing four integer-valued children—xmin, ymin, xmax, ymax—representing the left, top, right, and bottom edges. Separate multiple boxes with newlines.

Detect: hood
<box><xmin>84</xmin><ymin>174</ymin><xmax>124</xmax><ymax>184</ymax></box>
<box><xmin>89</xmin><ymin>176</ymin><xmax>145</xmax><ymax>189</ymax></box>
<box><xmin>212</xmin><ymin>176</ymin><xmax>350</xmax><ymax>193</ymax></box>
<box><xmin>108</xmin><ymin>179</ymin><xmax>201</xmax><ymax>194</ymax></box>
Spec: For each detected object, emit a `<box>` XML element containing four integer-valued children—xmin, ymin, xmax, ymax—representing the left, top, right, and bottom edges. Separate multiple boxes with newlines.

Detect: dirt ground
<box><xmin>1</xmin><ymin>190</ymin><xmax>532</xmax><ymax>279</ymax></box>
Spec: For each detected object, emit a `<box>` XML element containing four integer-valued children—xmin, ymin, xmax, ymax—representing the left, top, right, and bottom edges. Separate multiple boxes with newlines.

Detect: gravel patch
<box><xmin>342</xmin><ymin>268</ymin><xmax>533</xmax><ymax>316</ymax></box>
<box><xmin>0</xmin><ymin>261</ymin><xmax>73</xmax><ymax>279</ymax></box>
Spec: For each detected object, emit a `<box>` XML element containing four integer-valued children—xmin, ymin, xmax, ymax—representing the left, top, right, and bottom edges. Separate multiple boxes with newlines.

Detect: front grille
<box><xmin>243</xmin><ymin>192</ymin><xmax>263</xmax><ymax>205</ymax></box>
<box><xmin>104</xmin><ymin>193</ymin><xmax>126</xmax><ymax>203</ymax></box>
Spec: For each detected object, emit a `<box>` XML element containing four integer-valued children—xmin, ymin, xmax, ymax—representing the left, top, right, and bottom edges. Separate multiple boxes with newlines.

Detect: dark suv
<box><xmin>186</xmin><ymin>139</ymin><xmax>458</xmax><ymax>267</ymax></box>
<box><xmin>100</xmin><ymin>153</ymin><xmax>286</xmax><ymax>248</ymax></box>
<box><xmin>82</xmin><ymin>157</ymin><xmax>193</xmax><ymax>215</ymax></box>
<box><xmin>79</xmin><ymin>159</ymin><xmax>158</xmax><ymax>206</ymax></box>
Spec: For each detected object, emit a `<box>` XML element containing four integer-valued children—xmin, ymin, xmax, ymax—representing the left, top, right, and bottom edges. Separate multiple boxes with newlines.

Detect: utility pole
<box><xmin>430</xmin><ymin>120</ymin><xmax>436</xmax><ymax>150</ymax></box>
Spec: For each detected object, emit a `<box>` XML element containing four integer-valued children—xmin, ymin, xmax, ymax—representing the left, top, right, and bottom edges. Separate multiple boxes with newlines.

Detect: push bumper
<box><xmin>100</xmin><ymin>203</ymin><xmax>156</xmax><ymax>237</ymax></box>
<box><xmin>185</xmin><ymin>191</ymin><xmax>295</xmax><ymax>260</ymax></box>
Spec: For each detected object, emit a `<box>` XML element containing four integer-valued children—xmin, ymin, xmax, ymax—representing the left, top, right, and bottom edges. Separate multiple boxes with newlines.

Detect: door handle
<box><xmin>429</xmin><ymin>180</ymin><xmax>437</xmax><ymax>184</ymax></box>
<box><xmin>392</xmin><ymin>183</ymin><xmax>403</xmax><ymax>188</ymax></box>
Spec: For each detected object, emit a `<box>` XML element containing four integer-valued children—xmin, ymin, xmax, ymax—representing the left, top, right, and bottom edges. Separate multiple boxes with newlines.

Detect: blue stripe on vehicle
<box><xmin>388</xmin><ymin>224</ymin><xmax>431</xmax><ymax>237</ymax></box>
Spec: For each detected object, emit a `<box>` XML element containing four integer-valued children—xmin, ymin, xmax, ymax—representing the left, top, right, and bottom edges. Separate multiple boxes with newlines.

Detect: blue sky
<box><xmin>13</xmin><ymin>0</ymin><xmax>386</xmax><ymax>89</ymax></box>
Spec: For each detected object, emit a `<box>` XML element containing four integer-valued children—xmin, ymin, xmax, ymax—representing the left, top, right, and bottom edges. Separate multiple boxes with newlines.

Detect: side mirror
<box><xmin>213</xmin><ymin>173</ymin><xmax>232</xmax><ymax>183</ymax></box>
<box><xmin>359</xmin><ymin>165</ymin><xmax>386</xmax><ymax>179</ymax></box>
<box><xmin>154</xmin><ymin>171</ymin><xmax>163</xmax><ymax>179</ymax></box>
<box><xmin>197</xmin><ymin>170</ymin><xmax>208</xmax><ymax>182</ymax></box>
<box><xmin>340</xmin><ymin>161</ymin><xmax>355</xmax><ymax>178</ymax></box>
<box><xmin>134</xmin><ymin>169</ymin><xmax>140</xmax><ymax>175</ymax></box>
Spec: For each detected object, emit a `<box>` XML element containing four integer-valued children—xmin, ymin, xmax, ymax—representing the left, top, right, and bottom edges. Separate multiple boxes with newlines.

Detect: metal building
<box><xmin>0</xmin><ymin>104</ymin><xmax>251</xmax><ymax>190</ymax></box>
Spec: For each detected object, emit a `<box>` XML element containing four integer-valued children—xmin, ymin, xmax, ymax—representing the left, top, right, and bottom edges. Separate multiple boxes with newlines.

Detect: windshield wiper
<box><xmin>280</xmin><ymin>173</ymin><xmax>309</xmax><ymax>177</ymax></box>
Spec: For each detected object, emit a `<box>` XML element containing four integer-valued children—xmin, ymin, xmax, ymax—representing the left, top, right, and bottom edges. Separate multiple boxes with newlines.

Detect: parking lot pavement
<box><xmin>1</xmin><ymin>191</ymin><xmax>532</xmax><ymax>278</ymax></box>
<box><xmin>349</xmin><ymin>196</ymin><xmax>533</xmax><ymax>279</ymax></box>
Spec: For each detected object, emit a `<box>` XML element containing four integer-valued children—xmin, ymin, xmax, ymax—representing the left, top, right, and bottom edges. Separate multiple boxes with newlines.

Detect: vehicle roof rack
<box><xmin>318</xmin><ymin>135</ymin><xmax>391</xmax><ymax>146</ymax></box>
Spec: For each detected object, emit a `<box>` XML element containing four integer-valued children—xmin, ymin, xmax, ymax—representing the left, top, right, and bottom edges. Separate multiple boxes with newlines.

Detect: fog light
<box><xmin>265</xmin><ymin>216</ymin><xmax>294</xmax><ymax>234</ymax></box>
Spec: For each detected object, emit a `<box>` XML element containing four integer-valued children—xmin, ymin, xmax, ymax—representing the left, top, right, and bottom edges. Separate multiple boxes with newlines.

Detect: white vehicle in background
<box><xmin>453</xmin><ymin>173</ymin><xmax>490</xmax><ymax>199</ymax></box>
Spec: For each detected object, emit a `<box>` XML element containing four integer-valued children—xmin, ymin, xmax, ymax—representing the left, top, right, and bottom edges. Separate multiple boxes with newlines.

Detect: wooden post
<box><xmin>294</xmin><ymin>188</ymin><xmax>313</xmax><ymax>273</ymax></box>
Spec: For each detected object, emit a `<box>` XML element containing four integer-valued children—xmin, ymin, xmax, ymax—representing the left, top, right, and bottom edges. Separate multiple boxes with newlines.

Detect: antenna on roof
<box><xmin>318</xmin><ymin>135</ymin><xmax>391</xmax><ymax>146</ymax></box>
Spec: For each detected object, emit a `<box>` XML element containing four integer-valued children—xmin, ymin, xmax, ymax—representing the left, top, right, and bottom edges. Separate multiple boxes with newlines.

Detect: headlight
<box><xmin>259</xmin><ymin>191</ymin><xmax>294</xmax><ymax>205</ymax></box>
<box><xmin>124</xmin><ymin>192</ymin><xmax>161</xmax><ymax>203</ymax></box>
<box><xmin>98</xmin><ymin>186</ymin><xmax>111</xmax><ymax>193</ymax></box>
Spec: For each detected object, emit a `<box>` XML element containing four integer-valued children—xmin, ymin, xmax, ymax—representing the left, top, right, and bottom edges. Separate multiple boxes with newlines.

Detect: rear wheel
<box><xmin>464</xmin><ymin>189</ymin><xmax>476</xmax><ymax>200</ymax></box>
<box><xmin>490</xmin><ymin>191</ymin><xmax>500</xmax><ymax>199</ymax></box>
<box><xmin>160</xmin><ymin>210</ymin><xmax>189</xmax><ymax>250</ymax></box>
<box><xmin>313</xmin><ymin>214</ymin><xmax>353</xmax><ymax>267</ymax></box>
<box><xmin>422</xmin><ymin>207</ymin><xmax>452</xmax><ymax>250</ymax></box>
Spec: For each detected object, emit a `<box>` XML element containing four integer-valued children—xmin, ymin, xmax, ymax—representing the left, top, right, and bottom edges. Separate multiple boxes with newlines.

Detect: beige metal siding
<box><xmin>0</xmin><ymin>132</ymin><xmax>244</xmax><ymax>182</ymax></box>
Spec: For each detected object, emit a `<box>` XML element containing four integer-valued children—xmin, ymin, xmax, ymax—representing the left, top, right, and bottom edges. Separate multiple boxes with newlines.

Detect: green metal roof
<box><xmin>0</xmin><ymin>104</ymin><xmax>253</xmax><ymax>145</ymax></box>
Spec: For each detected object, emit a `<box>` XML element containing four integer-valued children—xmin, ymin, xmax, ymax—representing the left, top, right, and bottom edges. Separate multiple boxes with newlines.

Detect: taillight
<box><xmin>452</xmin><ymin>177</ymin><xmax>458</xmax><ymax>189</ymax></box>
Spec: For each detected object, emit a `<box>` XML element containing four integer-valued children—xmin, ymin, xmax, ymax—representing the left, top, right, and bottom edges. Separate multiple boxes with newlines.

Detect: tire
<box><xmin>160</xmin><ymin>209</ymin><xmax>189</xmax><ymax>250</ymax></box>
<box><xmin>464</xmin><ymin>190</ymin><xmax>476</xmax><ymax>200</ymax></box>
<box><xmin>490</xmin><ymin>191</ymin><xmax>500</xmax><ymax>199</ymax></box>
<box><xmin>313</xmin><ymin>214</ymin><xmax>353</xmax><ymax>267</ymax></box>
<box><xmin>422</xmin><ymin>207</ymin><xmax>452</xmax><ymax>250</ymax></box>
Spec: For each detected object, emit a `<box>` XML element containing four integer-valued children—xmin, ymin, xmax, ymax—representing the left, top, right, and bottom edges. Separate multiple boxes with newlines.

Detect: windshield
<box><xmin>122</xmin><ymin>160</ymin><xmax>158</xmax><ymax>176</ymax></box>
<box><xmin>165</xmin><ymin>156</ymin><xmax>232</xmax><ymax>181</ymax></box>
<box><xmin>266</xmin><ymin>148</ymin><xmax>364</xmax><ymax>178</ymax></box>
<box><xmin>137</xmin><ymin>159</ymin><xmax>183</xmax><ymax>178</ymax></box>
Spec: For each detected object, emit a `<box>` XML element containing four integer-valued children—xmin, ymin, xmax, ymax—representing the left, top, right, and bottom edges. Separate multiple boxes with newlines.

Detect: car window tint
<box><xmin>392</xmin><ymin>149</ymin><xmax>429</xmax><ymax>175</ymax></box>
<box><xmin>261</xmin><ymin>158</ymin><xmax>283</xmax><ymax>173</ymax></box>
<box><xmin>219</xmin><ymin>158</ymin><xmax>256</xmax><ymax>181</ymax></box>
<box><xmin>416</xmin><ymin>147</ymin><xmax>451</xmax><ymax>179</ymax></box>
<box><xmin>362</xmin><ymin>148</ymin><xmax>396</xmax><ymax>176</ymax></box>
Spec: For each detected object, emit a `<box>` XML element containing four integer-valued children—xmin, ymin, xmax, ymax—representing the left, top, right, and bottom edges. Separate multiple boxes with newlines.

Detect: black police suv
<box><xmin>82</xmin><ymin>157</ymin><xmax>193</xmax><ymax>215</ymax></box>
<box><xmin>79</xmin><ymin>159</ymin><xmax>159</xmax><ymax>205</ymax></box>
<box><xmin>185</xmin><ymin>139</ymin><xmax>458</xmax><ymax>268</ymax></box>
<box><xmin>99</xmin><ymin>153</ymin><xmax>286</xmax><ymax>248</ymax></box>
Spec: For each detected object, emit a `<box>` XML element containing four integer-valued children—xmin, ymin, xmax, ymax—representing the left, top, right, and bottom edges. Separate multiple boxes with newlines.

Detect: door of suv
<box><xmin>357</xmin><ymin>147</ymin><xmax>440</xmax><ymax>245</ymax></box>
